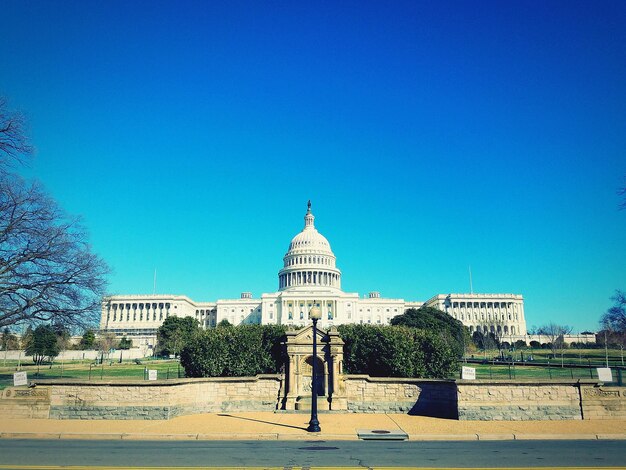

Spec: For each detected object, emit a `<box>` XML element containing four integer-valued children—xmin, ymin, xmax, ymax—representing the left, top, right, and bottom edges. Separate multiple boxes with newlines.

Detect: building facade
<box><xmin>100</xmin><ymin>202</ymin><xmax>528</xmax><ymax>346</ymax></box>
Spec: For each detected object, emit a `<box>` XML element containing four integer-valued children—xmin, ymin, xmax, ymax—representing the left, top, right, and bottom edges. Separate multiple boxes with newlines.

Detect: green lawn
<box><xmin>0</xmin><ymin>358</ymin><xmax>183</xmax><ymax>390</ymax></box>
<box><xmin>468</xmin><ymin>348</ymin><xmax>625</xmax><ymax>367</ymax></box>
<box><xmin>1</xmin><ymin>348</ymin><xmax>624</xmax><ymax>390</ymax></box>
<box><xmin>462</xmin><ymin>347</ymin><xmax>625</xmax><ymax>382</ymax></box>
<box><xmin>461</xmin><ymin>362</ymin><xmax>607</xmax><ymax>380</ymax></box>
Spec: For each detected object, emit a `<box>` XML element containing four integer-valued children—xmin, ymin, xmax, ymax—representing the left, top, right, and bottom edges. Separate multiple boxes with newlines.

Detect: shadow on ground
<box><xmin>217</xmin><ymin>413</ymin><xmax>308</xmax><ymax>431</ymax></box>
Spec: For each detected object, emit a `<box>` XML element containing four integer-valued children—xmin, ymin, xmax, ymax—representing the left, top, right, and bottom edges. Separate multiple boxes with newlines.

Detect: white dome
<box><xmin>287</xmin><ymin>223</ymin><xmax>334</xmax><ymax>256</ymax></box>
<box><xmin>278</xmin><ymin>201</ymin><xmax>342</xmax><ymax>291</ymax></box>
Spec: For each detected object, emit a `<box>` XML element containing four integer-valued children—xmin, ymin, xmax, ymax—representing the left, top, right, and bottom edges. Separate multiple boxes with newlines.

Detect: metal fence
<box><xmin>462</xmin><ymin>359</ymin><xmax>625</xmax><ymax>385</ymax></box>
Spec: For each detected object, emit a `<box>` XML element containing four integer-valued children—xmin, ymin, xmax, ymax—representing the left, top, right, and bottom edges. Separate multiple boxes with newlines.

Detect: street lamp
<box><xmin>307</xmin><ymin>304</ymin><xmax>322</xmax><ymax>433</ymax></box>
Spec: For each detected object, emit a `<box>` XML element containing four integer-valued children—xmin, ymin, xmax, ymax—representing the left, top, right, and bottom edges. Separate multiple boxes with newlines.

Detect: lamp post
<box><xmin>307</xmin><ymin>305</ymin><xmax>322</xmax><ymax>433</ymax></box>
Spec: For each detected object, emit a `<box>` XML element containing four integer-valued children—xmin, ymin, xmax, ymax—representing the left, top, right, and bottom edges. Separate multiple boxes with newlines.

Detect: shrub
<box><xmin>391</xmin><ymin>307</ymin><xmax>468</xmax><ymax>358</ymax></box>
<box><xmin>529</xmin><ymin>340</ymin><xmax>541</xmax><ymax>348</ymax></box>
<box><xmin>514</xmin><ymin>339</ymin><xmax>527</xmax><ymax>349</ymax></box>
<box><xmin>338</xmin><ymin>324</ymin><xmax>457</xmax><ymax>379</ymax></box>
<box><xmin>180</xmin><ymin>324</ymin><xmax>286</xmax><ymax>377</ymax></box>
<box><xmin>157</xmin><ymin>316</ymin><xmax>200</xmax><ymax>357</ymax></box>
<box><xmin>181</xmin><ymin>323</ymin><xmax>458</xmax><ymax>379</ymax></box>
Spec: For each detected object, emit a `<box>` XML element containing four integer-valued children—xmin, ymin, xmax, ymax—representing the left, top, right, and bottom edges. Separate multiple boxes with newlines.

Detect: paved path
<box><xmin>0</xmin><ymin>413</ymin><xmax>625</xmax><ymax>441</ymax></box>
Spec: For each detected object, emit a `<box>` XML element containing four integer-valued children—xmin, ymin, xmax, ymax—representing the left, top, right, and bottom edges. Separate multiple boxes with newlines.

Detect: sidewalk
<box><xmin>1</xmin><ymin>413</ymin><xmax>625</xmax><ymax>441</ymax></box>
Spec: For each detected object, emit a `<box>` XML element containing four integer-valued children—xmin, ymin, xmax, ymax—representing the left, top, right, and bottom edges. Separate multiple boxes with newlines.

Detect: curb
<box><xmin>408</xmin><ymin>433</ymin><xmax>477</xmax><ymax>441</ymax></box>
<box><xmin>2</xmin><ymin>431</ymin><xmax>625</xmax><ymax>441</ymax></box>
<box><xmin>512</xmin><ymin>433</ymin><xmax>599</xmax><ymax>440</ymax></box>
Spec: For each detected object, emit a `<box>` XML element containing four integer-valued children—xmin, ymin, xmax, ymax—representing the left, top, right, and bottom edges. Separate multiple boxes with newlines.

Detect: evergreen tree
<box><xmin>25</xmin><ymin>325</ymin><xmax>60</xmax><ymax>364</ymax></box>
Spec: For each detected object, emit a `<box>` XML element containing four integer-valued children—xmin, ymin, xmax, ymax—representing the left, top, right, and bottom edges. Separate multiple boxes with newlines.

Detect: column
<box><xmin>288</xmin><ymin>355</ymin><xmax>296</xmax><ymax>396</ymax></box>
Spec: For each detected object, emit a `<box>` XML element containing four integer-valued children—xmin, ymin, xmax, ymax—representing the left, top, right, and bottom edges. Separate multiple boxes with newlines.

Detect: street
<box><xmin>0</xmin><ymin>439</ymin><xmax>624</xmax><ymax>468</ymax></box>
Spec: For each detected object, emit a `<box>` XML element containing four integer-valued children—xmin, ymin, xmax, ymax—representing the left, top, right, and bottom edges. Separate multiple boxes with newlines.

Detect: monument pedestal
<box><xmin>294</xmin><ymin>395</ymin><xmax>330</xmax><ymax>411</ymax></box>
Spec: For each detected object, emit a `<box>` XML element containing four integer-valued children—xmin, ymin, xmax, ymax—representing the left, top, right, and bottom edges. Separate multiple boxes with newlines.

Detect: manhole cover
<box><xmin>357</xmin><ymin>429</ymin><xmax>408</xmax><ymax>440</ymax></box>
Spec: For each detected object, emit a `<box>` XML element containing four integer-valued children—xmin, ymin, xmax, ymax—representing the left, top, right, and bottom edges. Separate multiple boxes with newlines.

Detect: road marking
<box><xmin>0</xmin><ymin>467</ymin><xmax>625</xmax><ymax>470</ymax></box>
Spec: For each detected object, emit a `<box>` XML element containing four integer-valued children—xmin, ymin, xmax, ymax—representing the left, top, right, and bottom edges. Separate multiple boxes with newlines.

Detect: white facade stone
<box><xmin>424</xmin><ymin>293</ymin><xmax>527</xmax><ymax>336</ymax></box>
<box><xmin>100</xmin><ymin>202</ymin><xmax>528</xmax><ymax>340</ymax></box>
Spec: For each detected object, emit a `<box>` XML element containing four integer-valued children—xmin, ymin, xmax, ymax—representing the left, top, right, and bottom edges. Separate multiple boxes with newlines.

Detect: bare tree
<box><xmin>0</xmin><ymin>98</ymin><xmax>108</xmax><ymax>330</ymax></box>
<box><xmin>473</xmin><ymin>313</ymin><xmax>510</xmax><ymax>358</ymax></box>
<box><xmin>600</xmin><ymin>290</ymin><xmax>626</xmax><ymax>366</ymax></box>
<box><xmin>0</xmin><ymin>97</ymin><xmax>33</xmax><ymax>172</ymax></box>
<box><xmin>96</xmin><ymin>331</ymin><xmax>117</xmax><ymax>363</ymax></box>
<box><xmin>0</xmin><ymin>174</ymin><xmax>109</xmax><ymax>329</ymax></box>
<box><xmin>601</xmin><ymin>290</ymin><xmax>626</xmax><ymax>333</ymax></box>
<box><xmin>537</xmin><ymin>323</ymin><xmax>573</xmax><ymax>366</ymax></box>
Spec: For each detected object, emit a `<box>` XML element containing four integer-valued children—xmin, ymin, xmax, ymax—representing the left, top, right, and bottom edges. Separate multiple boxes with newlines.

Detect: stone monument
<box><xmin>281</xmin><ymin>325</ymin><xmax>347</xmax><ymax>410</ymax></box>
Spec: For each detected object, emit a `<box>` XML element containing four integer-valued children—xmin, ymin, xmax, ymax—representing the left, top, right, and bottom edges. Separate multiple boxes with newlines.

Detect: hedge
<box><xmin>338</xmin><ymin>324</ymin><xmax>458</xmax><ymax>379</ymax></box>
<box><xmin>180</xmin><ymin>324</ymin><xmax>286</xmax><ymax>377</ymax></box>
<box><xmin>180</xmin><ymin>323</ymin><xmax>458</xmax><ymax>379</ymax></box>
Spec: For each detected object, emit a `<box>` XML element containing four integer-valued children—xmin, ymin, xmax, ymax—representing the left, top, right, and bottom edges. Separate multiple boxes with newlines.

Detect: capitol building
<box><xmin>100</xmin><ymin>202</ymin><xmax>528</xmax><ymax>346</ymax></box>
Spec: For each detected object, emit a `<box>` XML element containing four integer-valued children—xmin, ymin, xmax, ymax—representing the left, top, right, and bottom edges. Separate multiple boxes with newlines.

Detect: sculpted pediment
<box><xmin>288</xmin><ymin>325</ymin><xmax>326</xmax><ymax>344</ymax></box>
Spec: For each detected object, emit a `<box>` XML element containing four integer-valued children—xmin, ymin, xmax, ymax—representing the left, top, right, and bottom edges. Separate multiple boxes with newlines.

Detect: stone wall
<box><xmin>2</xmin><ymin>375</ymin><xmax>625</xmax><ymax>421</ymax></box>
<box><xmin>344</xmin><ymin>376</ymin><xmax>457</xmax><ymax>418</ymax></box>
<box><xmin>456</xmin><ymin>380</ymin><xmax>587</xmax><ymax>420</ymax></box>
<box><xmin>0</xmin><ymin>387</ymin><xmax>51</xmax><ymax>418</ymax></box>
<box><xmin>581</xmin><ymin>386</ymin><xmax>626</xmax><ymax>420</ymax></box>
<box><xmin>343</xmin><ymin>377</ymin><xmax>625</xmax><ymax>421</ymax></box>
<box><xmin>2</xmin><ymin>375</ymin><xmax>282</xmax><ymax>420</ymax></box>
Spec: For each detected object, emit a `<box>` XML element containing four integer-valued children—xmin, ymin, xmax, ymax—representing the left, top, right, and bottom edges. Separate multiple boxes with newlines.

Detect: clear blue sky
<box><xmin>1</xmin><ymin>1</ymin><xmax>625</xmax><ymax>333</ymax></box>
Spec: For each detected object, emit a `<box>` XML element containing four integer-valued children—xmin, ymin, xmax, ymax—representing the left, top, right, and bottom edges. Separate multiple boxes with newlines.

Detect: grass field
<box><xmin>462</xmin><ymin>347</ymin><xmax>625</xmax><ymax>382</ymax></box>
<box><xmin>0</xmin><ymin>348</ymin><xmax>624</xmax><ymax>390</ymax></box>
<box><xmin>461</xmin><ymin>361</ymin><xmax>620</xmax><ymax>381</ymax></box>
<box><xmin>469</xmin><ymin>347</ymin><xmax>624</xmax><ymax>364</ymax></box>
<box><xmin>0</xmin><ymin>358</ymin><xmax>183</xmax><ymax>390</ymax></box>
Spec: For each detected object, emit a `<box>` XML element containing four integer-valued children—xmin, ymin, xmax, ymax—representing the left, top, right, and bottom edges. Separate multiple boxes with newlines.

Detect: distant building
<box><xmin>100</xmin><ymin>202</ymin><xmax>528</xmax><ymax>347</ymax></box>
